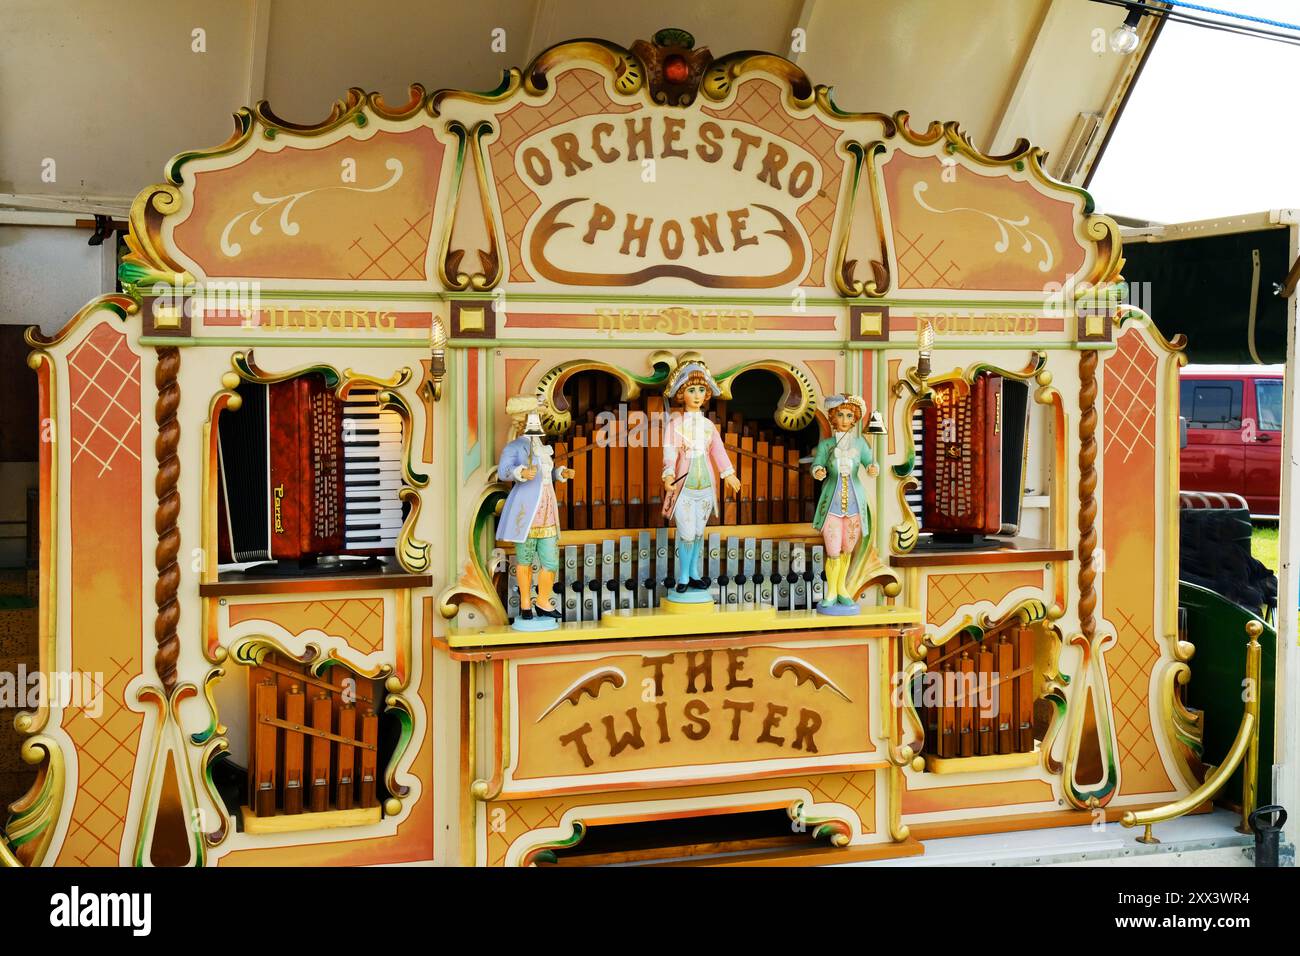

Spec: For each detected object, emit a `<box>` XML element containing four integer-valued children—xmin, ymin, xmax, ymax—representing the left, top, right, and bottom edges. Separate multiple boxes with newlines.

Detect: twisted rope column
<box><xmin>154</xmin><ymin>346</ymin><xmax>181</xmax><ymax>695</ymax></box>
<box><xmin>1077</xmin><ymin>350</ymin><xmax>1098</xmax><ymax>640</ymax></box>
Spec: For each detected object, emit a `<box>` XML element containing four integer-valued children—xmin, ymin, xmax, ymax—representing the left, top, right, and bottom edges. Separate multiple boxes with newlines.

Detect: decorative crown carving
<box><xmin>630</xmin><ymin>28</ymin><xmax>714</xmax><ymax>107</ymax></box>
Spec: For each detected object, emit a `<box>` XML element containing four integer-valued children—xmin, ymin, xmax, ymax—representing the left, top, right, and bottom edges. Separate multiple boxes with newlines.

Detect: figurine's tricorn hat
<box><xmin>665</xmin><ymin>359</ymin><xmax>721</xmax><ymax>400</ymax></box>
<box><xmin>825</xmin><ymin>394</ymin><xmax>867</xmax><ymax>421</ymax></box>
<box><xmin>506</xmin><ymin>395</ymin><xmax>540</xmax><ymax>418</ymax></box>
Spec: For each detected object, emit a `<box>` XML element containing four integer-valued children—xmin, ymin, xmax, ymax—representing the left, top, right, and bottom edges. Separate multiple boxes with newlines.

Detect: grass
<box><xmin>1253</xmin><ymin>522</ymin><xmax>1279</xmax><ymax>574</ymax></box>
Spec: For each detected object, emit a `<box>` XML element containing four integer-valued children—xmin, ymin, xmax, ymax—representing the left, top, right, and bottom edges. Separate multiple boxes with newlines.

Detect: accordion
<box><xmin>217</xmin><ymin>374</ymin><xmax>404</xmax><ymax>565</ymax></box>
<box><xmin>921</xmin><ymin>372</ymin><xmax>1031</xmax><ymax>537</ymax></box>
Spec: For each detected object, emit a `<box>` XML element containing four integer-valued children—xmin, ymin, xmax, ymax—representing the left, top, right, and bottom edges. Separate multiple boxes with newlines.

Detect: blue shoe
<box><xmin>836</xmin><ymin>595</ymin><xmax>857</xmax><ymax>607</ymax></box>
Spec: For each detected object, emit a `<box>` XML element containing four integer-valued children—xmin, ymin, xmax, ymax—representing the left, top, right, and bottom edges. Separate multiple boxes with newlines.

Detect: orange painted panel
<box><xmin>882</xmin><ymin>151</ymin><xmax>1086</xmax><ymax>292</ymax></box>
<box><xmin>902</xmin><ymin>778</ymin><xmax>1055</xmax><ymax>815</ymax></box>
<box><xmin>514</xmin><ymin>642</ymin><xmax>874</xmax><ymax>781</ymax></box>
<box><xmin>54</xmin><ymin>323</ymin><xmax>145</xmax><ymax>866</ymax></box>
<box><xmin>172</xmin><ymin>128</ymin><xmax>444</xmax><ymax>281</ymax></box>
<box><xmin>228</xmin><ymin>598</ymin><xmax>386</xmax><ymax>656</ymax></box>
<box><xmin>926</xmin><ymin>569</ymin><xmax>1045</xmax><ymax>629</ymax></box>
<box><xmin>1101</xmin><ymin>328</ymin><xmax>1173</xmax><ymax>796</ymax></box>
<box><xmin>804</xmin><ymin>360</ymin><xmax>838</xmax><ymax>404</ymax></box>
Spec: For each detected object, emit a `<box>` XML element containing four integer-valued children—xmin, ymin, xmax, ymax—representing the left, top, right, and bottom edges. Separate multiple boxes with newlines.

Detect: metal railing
<box><xmin>1121</xmin><ymin>620</ymin><xmax>1262</xmax><ymax>843</ymax></box>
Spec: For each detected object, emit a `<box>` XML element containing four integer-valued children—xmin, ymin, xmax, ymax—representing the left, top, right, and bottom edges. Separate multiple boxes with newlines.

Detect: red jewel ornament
<box><xmin>663</xmin><ymin>54</ymin><xmax>689</xmax><ymax>85</ymax></box>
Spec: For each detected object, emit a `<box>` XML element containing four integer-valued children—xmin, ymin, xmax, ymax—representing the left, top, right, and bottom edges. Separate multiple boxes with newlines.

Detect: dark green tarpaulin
<box><xmin>1121</xmin><ymin>226</ymin><xmax>1290</xmax><ymax>365</ymax></box>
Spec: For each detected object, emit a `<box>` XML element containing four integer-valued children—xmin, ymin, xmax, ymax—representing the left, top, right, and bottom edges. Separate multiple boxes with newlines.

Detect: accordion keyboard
<box><xmin>341</xmin><ymin>386</ymin><xmax>404</xmax><ymax>553</ymax></box>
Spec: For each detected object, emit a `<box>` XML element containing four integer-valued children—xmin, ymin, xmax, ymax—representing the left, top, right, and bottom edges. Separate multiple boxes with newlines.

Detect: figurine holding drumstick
<box><xmin>661</xmin><ymin>359</ymin><xmax>742</xmax><ymax>601</ymax></box>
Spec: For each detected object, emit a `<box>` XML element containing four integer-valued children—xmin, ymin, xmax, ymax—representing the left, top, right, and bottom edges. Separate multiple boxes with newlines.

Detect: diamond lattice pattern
<box><xmin>1103</xmin><ymin>330</ymin><xmax>1158</xmax><ymax>463</ymax></box>
<box><xmin>229</xmin><ymin>598</ymin><xmax>386</xmax><ymax>656</ymax></box>
<box><xmin>490</xmin><ymin>69</ymin><xmax>638</xmax><ymax>282</ymax></box>
<box><xmin>67</xmin><ymin>324</ymin><xmax>142</xmax><ymax>477</ymax></box>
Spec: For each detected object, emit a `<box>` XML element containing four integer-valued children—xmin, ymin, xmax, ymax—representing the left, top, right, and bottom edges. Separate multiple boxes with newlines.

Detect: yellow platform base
<box><xmin>657</xmin><ymin>595</ymin><xmax>719</xmax><ymax>615</ymax></box>
<box><xmin>923</xmin><ymin>749</ymin><xmax>1039</xmax><ymax>775</ymax></box>
<box><xmin>598</xmin><ymin>604</ymin><xmax>780</xmax><ymax>634</ymax></box>
<box><xmin>448</xmin><ymin>604</ymin><xmax>921</xmax><ymax>648</ymax></box>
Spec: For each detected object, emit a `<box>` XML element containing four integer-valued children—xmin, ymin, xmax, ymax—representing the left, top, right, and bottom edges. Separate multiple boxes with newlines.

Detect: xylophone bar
<box><xmin>920</xmin><ymin>626</ymin><xmax>1041</xmax><ymax>762</ymax></box>
<box><xmin>253</xmin><ymin>680</ymin><xmax>278</xmax><ymax>817</ymax></box>
<box><xmin>543</xmin><ymin>534</ymin><xmax>831</xmax><ymax>621</ymax></box>
<box><xmin>282</xmin><ymin>685</ymin><xmax>305</xmax><ymax>814</ymax></box>
<box><xmin>309</xmin><ymin>692</ymin><xmax>332</xmax><ymax>812</ymax></box>
<box><xmin>358</xmin><ymin>709</ymin><xmax>378</xmax><ymax>809</ymax></box>
<box><xmin>336</xmin><ymin>704</ymin><xmax>356</xmax><ymax>811</ymax></box>
<box><xmin>958</xmin><ymin>652</ymin><xmax>975</xmax><ymax>758</ymax></box>
<box><xmin>977</xmin><ymin>643</ymin><xmax>995</xmax><ymax>755</ymax></box>
<box><xmin>245</xmin><ymin>656</ymin><xmax>378</xmax><ymax>820</ymax></box>
<box><xmin>1016</xmin><ymin>626</ymin><xmax>1035</xmax><ymax>752</ymax></box>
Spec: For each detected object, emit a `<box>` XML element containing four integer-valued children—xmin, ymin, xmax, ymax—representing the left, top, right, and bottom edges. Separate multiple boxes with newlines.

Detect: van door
<box><xmin>1246</xmin><ymin>377</ymin><xmax>1283</xmax><ymax>516</ymax></box>
<box><xmin>1180</xmin><ymin>377</ymin><xmax>1245</xmax><ymax>500</ymax></box>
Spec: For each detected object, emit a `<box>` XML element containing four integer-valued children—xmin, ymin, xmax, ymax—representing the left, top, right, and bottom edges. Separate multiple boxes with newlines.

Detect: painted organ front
<box><xmin>3</xmin><ymin>28</ymin><xmax>1203</xmax><ymax>869</ymax></box>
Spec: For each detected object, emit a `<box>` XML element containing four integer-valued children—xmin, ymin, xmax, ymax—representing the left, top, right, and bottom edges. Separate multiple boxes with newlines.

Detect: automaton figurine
<box><xmin>810</xmin><ymin>394</ymin><xmax>879</xmax><ymax>614</ymax></box>
<box><xmin>661</xmin><ymin>359</ymin><xmax>742</xmax><ymax>604</ymax></box>
<box><xmin>497</xmin><ymin>395</ymin><xmax>574</xmax><ymax>630</ymax></box>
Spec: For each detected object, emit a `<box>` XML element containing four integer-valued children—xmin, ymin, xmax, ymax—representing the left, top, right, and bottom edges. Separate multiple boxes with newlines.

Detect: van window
<box><xmin>1180</xmin><ymin>380</ymin><xmax>1242</xmax><ymax>429</ymax></box>
<box><xmin>1256</xmin><ymin>379</ymin><xmax>1283</xmax><ymax>431</ymax></box>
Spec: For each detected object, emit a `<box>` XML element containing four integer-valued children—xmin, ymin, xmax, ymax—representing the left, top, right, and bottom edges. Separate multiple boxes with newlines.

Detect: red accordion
<box><xmin>217</xmin><ymin>374</ymin><xmax>404</xmax><ymax>564</ymax></box>
<box><xmin>921</xmin><ymin>372</ymin><xmax>1031</xmax><ymax>537</ymax></box>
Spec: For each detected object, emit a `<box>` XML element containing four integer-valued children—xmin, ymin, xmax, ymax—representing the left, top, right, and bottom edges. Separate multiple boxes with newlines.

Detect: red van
<box><xmin>1179</xmin><ymin>366</ymin><xmax>1284</xmax><ymax>518</ymax></box>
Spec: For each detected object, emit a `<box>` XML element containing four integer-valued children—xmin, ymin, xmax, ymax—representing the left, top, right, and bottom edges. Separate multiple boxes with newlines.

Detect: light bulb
<box><xmin>918</xmin><ymin>319</ymin><xmax>935</xmax><ymax>351</ymax></box>
<box><xmin>1110</xmin><ymin>22</ymin><xmax>1140</xmax><ymax>54</ymax></box>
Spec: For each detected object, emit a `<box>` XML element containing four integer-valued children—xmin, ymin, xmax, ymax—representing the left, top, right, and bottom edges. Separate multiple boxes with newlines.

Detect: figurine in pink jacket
<box><xmin>661</xmin><ymin>359</ymin><xmax>742</xmax><ymax>595</ymax></box>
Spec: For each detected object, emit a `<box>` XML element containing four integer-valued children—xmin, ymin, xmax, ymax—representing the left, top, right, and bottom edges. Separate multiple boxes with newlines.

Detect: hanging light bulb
<box><xmin>917</xmin><ymin>318</ymin><xmax>935</xmax><ymax>381</ymax></box>
<box><xmin>429</xmin><ymin>316</ymin><xmax>448</xmax><ymax>401</ymax></box>
<box><xmin>1110</xmin><ymin>5</ymin><xmax>1144</xmax><ymax>54</ymax></box>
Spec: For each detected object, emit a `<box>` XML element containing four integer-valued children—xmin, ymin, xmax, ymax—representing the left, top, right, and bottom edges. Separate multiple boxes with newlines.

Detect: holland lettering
<box><xmin>921</xmin><ymin>312</ymin><xmax>1040</xmax><ymax>336</ymax></box>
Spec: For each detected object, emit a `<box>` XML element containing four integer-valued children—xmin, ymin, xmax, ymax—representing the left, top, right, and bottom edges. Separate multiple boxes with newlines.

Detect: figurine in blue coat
<box><xmin>497</xmin><ymin>396</ymin><xmax>573</xmax><ymax>625</ymax></box>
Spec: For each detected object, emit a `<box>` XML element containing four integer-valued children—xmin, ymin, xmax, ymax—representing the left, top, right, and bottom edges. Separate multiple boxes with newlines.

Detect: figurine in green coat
<box><xmin>810</xmin><ymin>395</ymin><xmax>879</xmax><ymax>608</ymax></box>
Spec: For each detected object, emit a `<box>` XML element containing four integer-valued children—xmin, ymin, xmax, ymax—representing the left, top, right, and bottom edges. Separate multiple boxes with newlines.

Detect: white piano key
<box><xmin>343</xmin><ymin>408</ymin><xmax>400</xmax><ymax>419</ymax></box>
<box><xmin>345</xmin><ymin>531</ymin><xmax>402</xmax><ymax>541</ymax></box>
<box><xmin>343</xmin><ymin>502</ymin><xmax>403</xmax><ymax>515</ymax></box>
<box><xmin>343</xmin><ymin>425</ymin><xmax>403</xmax><ymax>438</ymax></box>
<box><xmin>345</xmin><ymin>526</ymin><xmax>399</xmax><ymax>539</ymax></box>
<box><xmin>344</xmin><ymin>516</ymin><xmax>404</xmax><ymax>530</ymax></box>
<box><xmin>344</xmin><ymin>445</ymin><xmax>402</xmax><ymax>459</ymax></box>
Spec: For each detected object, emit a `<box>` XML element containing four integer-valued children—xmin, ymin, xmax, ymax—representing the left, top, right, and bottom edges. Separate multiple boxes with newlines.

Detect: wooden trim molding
<box><xmin>199</xmin><ymin>572</ymin><xmax>433</xmax><ymax>598</ymax></box>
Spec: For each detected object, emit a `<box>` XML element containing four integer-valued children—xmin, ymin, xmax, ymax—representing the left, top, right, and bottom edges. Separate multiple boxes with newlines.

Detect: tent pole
<box><xmin>1274</xmin><ymin>210</ymin><xmax>1300</xmax><ymax>852</ymax></box>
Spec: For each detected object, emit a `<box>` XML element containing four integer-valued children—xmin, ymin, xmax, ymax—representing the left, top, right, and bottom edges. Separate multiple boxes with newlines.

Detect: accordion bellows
<box><xmin>921</xmin><ymin>372</ymin><xmax>1031</xmax><ymax>537</ymax></box>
